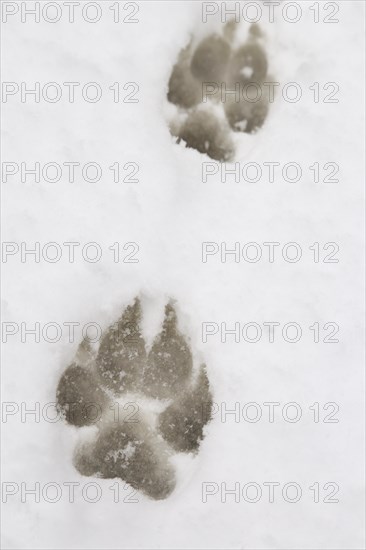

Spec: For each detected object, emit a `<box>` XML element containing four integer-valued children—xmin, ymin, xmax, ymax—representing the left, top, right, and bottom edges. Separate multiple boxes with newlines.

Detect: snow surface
<box><xmin>1</xmin><ymin>1</ymin><xmax>365</xmax><ymax>549</ymax></box>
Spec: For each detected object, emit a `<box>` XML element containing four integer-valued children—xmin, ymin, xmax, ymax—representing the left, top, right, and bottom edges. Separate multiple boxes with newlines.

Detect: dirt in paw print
<box><xmin>56</xmin><ymin>298</ymin><xmax>213</xmax><ymax>500</ymax></box>
<box><xmin>167</xmin><ymin>22</ymin><xmax>274</xmax><ymax>161</ymax></box>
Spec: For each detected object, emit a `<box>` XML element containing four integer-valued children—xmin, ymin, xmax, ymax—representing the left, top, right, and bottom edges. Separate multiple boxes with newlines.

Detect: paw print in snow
<box><xmin>56</xmin><ymin>298</ymin><xmax>213</xmax><ymax>500</ymax></box>
<box><xmin>168</xmin><ymin>22</ymin><xmax>273</xmax><ymax>161</ymax></box>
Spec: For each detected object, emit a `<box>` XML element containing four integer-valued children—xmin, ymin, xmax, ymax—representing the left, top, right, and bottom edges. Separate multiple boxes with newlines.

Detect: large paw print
<box><xmin>56</xmin><ymin>298</ymin><xmax>213</xmax><ymax>500</ymax></box>
<box><xmin>168</xmin><ymin>23</ymin><xmax>273</xmax><ymax>161</ymax></box>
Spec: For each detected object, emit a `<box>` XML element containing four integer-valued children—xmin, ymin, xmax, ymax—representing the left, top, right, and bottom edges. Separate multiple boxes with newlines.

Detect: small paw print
<box><xmin>168</xmin><ymin>22</ymin><xmax>273</xmax><ymax>161</ymax></box>
<box><xmin>56</xmin><ymin>298</ymin><xmax>213</xmax><ymax>500</ymax></box>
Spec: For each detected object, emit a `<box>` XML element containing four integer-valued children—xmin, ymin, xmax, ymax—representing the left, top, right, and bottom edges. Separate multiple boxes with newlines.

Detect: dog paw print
<box><xmin>56</xmin><ymin>298</ymin><xmax>213</xmax><ymax>500</ymax></box>
<box><xmin>167</xmin><ymin>22</ymin><xmax>273</xmax><ymax>161</ymax></box>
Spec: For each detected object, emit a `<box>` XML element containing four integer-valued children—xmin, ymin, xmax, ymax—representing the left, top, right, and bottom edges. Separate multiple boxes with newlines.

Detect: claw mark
<box><xmin>56</xmin><ymin>298</ymin><xmax>213</xmax><ymax>500</ymax></box>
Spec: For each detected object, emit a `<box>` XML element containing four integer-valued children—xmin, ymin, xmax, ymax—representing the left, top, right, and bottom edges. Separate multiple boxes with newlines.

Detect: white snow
<box><xmin>1</xmin><ymin>1</ymin><xmax>365</xmax><ymax>549</ymax></box>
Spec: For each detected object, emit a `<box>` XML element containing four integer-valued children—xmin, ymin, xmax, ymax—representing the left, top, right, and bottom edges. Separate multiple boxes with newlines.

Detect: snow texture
<box><xmin>1</xmin><ymin>1</ymin><xmax>365</xmax><ymax>549</ymax></box>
